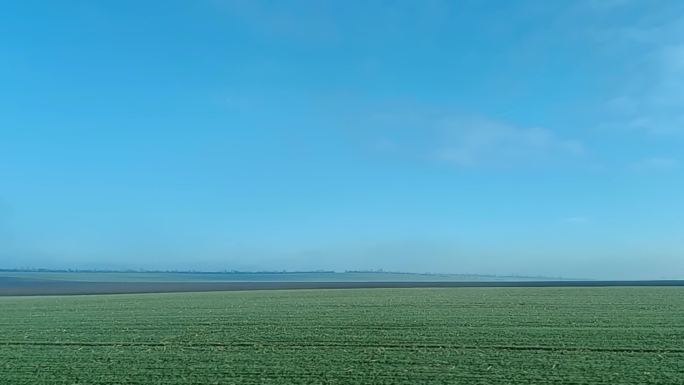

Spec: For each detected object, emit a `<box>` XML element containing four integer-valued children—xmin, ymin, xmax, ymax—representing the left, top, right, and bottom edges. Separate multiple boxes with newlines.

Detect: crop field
<box><xmin>1</xmin><ymin>287</ymin><xmax>683</xmax><ymax>384</ymax></box>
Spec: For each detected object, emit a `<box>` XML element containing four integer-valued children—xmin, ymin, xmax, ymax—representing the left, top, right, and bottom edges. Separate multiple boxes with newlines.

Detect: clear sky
<box><xmin>1</xmin><ymin>0</ymin><xmax>683</xmax><ymax>279</ymax></box>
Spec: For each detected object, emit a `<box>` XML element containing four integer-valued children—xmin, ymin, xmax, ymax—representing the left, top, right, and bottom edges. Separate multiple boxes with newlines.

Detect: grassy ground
<box><xmin>0</xmin><ymin>271</ymin><xmax>546</xmax><ymax>282</ymax></box>
<box><xmin>1</xmin><ymin>287</ymin><xmax>683</xmax><ymax>384</ymax></box>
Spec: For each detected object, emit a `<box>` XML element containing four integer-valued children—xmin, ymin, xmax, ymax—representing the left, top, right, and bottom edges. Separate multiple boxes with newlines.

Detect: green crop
<box><xmin>1</xmin><ymin>287</ymin><xmax>683</xmax><ymax>384</ymax></box>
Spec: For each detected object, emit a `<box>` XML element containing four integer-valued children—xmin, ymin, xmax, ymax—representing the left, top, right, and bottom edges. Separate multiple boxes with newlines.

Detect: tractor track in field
<box><xmin>1</xmin><ymin>340</ymin><xmax>683</xmax><ymax>354</ymax></box>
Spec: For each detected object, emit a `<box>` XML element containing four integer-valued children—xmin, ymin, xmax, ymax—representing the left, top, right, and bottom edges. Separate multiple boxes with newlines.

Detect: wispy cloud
<box><xmin>212</xmin><ymin>0</ymin><xmax>450</xmax><ymax>44</ymax></box>
<box><xmin>212</xmin><ymin>0</ymin><xmax>339</xmax><ymax>41</ymax></box>
<box><xmin>593</xmin><ymin>10</ymin><xmax>684</xmax><ymax>135</ymax></box>
<box><xmin>432</xmin><ymin>117</ymin><xmax>584</xmax><ymax>168</ymax></box>
<box><xmin>581</xmin><ymin>0</ymin><xmax>635</xmax><ymax>11</ymax></box>
<box><xmin>631</xmin><ymin>157</ymin><xmax>679</xmax><ymax>172</ymax></box>
<box><xmin>562</xmin><ymin>216</ymin><xmax>590</xmax><ymax>224</ymax></box>
<box><xmin>360</xmin><ymin>108</ymin><xmax>585</xmax><ymax>170</ymax></box>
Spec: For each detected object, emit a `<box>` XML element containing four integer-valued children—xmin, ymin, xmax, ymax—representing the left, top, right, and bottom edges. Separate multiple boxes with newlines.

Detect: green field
<box><xmin>2</xmin><ymin>287</ymin><xmax>683</xmax><ymax>384</ymax></box>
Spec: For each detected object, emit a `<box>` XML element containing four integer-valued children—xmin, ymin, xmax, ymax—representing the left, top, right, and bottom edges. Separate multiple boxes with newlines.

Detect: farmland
<box><xmin>2</xmin><ymin>287</ymin><xmax>683</xmax><ymax>384</ymax></box>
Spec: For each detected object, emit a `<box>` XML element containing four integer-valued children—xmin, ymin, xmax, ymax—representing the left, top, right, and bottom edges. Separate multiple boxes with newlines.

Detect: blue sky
<box><xmin>1</xmin><ymin>0</ymin><xmax>683</xmax><ymax>278</ymax></box>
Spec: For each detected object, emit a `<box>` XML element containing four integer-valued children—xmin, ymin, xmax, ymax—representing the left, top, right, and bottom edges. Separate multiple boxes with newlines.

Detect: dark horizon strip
<box><xmin>1</xmin><ymin>279</ymin><xmax>683</xmax><ymax>296</ymax></box>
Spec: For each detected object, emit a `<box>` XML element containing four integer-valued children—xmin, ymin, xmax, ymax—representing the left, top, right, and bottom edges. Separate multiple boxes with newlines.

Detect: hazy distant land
<box><xmin>0</xmin><ymin>270</ymin><xmax>568</xmax><ymax>283</ymax></box>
